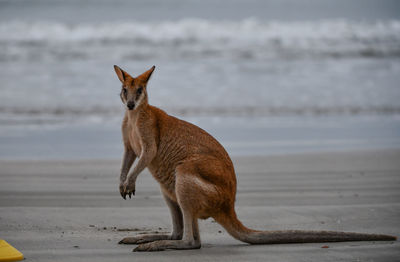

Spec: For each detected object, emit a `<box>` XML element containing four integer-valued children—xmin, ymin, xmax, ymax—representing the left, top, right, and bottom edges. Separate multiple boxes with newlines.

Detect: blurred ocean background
<box><xmin>0</xmin><ymin>0</ymin><xmax>400</xmax><ymax>159</ymax></box>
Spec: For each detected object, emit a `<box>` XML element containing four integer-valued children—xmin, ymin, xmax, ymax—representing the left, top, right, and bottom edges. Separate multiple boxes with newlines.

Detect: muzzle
<box><xmin>127</xmin><ymin>101</ymin><xmax>135</xmax><ymax>110</ymax></box>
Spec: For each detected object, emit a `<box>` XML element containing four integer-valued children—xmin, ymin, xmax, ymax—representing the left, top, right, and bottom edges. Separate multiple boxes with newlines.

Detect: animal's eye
<box><xmin>136</xmin><ymin>87</ymin><xmax>143</xmax><ymax>96</ymax></box>
<box><xmin>122</xmin><ymin>88</ymin><xmax>127</xmax><ymax>95</ymax></box>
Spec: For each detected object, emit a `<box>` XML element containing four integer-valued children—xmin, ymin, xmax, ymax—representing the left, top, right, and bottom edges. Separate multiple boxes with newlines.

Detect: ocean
<box><xmin>0</xmin><ymin>0</ymin><xmax>400</xmax><ymax>159</ymax></box>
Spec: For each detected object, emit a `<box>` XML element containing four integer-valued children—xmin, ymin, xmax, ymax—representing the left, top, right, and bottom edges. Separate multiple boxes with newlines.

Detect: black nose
<box><xmin>127</xmin><ymin>101</ymin><xmax>135</xmax><ymax>110</ymax></box>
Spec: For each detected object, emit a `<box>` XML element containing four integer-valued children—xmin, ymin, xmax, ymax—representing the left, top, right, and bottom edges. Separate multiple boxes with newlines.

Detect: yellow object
<box><xmin>0</xmin><ymin>240</ymin><xmax>24</xmax><ymax>262</ymax></box>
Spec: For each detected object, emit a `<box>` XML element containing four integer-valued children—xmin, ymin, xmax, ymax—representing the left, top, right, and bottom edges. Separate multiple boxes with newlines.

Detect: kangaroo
<box><xmin>114</xmin><ymin>65</ymin><xmax>396</xmax><ymax>252</ymax></box>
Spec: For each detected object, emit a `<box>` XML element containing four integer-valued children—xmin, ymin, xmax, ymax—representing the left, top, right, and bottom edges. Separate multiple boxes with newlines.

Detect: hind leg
<box><xmin>119</xmin><ymin>192</ymin><xmax>184</xmax><ymax>244</ymax></box>
<box><xmin>133</xmin><ymin>208</ymin><xmax>200</xmax><ymax>251</ymax></box>
<box><xmin>133</xmin><ymin>172</ymin><xmax>204</xmax><ymax>251</ymax></box>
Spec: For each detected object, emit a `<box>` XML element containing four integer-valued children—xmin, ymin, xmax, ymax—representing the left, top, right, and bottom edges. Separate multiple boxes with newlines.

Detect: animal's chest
<box><xmin>128</xmin><ymin>126</ymin><xmax>142</xmax><ymax>156</ymax></box>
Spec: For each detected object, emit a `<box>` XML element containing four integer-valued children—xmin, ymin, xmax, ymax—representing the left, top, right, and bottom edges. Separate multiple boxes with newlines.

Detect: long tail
<box><xmin>215</xmin><ymin>210</ymin><xmax>396</xmax><ymax>244</ymax></box>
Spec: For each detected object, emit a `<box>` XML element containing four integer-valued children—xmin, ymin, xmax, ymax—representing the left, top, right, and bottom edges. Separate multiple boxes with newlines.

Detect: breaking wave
<box><xmin>1</xmin><ymin>19</ymin><xmax>400</xmax><ymax>61</ymax></box>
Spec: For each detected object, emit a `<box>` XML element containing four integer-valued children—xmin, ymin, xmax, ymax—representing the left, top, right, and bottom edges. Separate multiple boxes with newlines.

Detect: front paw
<box><xmin>119</xmin><ymin>183</ymin><xmax>126</xmax><ymax>199</ymax></box>
<box><xmin>120</xmin><ymin>181</ymin><xmax>135</xmax><ymax>200</ymax></box>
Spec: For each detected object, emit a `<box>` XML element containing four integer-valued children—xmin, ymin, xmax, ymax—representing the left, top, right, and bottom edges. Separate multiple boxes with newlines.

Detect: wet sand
<box><xmin>0</xmin><ymin>149</ymin><xmax>399</xmax><ymax>261</ymax></box>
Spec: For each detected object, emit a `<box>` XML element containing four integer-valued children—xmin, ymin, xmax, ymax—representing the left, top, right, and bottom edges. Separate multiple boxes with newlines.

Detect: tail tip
<box><xmin>378</xmin><ymin>234</ymin><xmax>397</xmax><ymax>241</ymax></box>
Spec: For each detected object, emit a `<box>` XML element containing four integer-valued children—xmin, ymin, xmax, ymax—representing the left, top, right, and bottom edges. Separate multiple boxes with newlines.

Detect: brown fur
<box><xmin>114</xmin><ymin>65</ymin><xmax>397</xmax><ymax>252</ymax></box>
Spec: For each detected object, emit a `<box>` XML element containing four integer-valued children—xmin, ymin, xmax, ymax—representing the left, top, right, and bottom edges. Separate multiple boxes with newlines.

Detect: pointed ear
<box><xmin>137</xmin><ymin>66</ymin><xmax>156</xmax><ymax>83</ymax></box>
<box><xmin>114</xmin><ymin>65</ymin><xmax>130</xmax><ymax>83</ymax></box>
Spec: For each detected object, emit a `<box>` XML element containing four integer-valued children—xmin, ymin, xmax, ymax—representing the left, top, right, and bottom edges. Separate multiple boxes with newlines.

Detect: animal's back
<box><xmin>147</xmin><ymin>106</ymin><xmax>236</xmax><ymax>199</ymax></box>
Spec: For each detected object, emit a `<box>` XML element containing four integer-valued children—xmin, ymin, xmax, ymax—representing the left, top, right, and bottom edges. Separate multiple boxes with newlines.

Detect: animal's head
<box><xmin>113</xmin><ymin>65</ymin><xmax>155</xmax><ymax>111</ymax></box>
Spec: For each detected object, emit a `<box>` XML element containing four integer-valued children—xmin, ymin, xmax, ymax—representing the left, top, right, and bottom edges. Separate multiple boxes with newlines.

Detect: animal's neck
<box><xmin>127</xmin><ymin>102</ymin><xmax>149</xmax><ymax>123</ymax></box>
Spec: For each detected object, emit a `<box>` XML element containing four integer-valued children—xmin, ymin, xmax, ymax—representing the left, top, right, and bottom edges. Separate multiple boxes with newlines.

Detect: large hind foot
<box><xmin>119</xmin><ymin>234</ymin><xmax>171</xmax><ymax>244</ymax></box>
<box><xmin>133</xmin><ymin>240</ymin><xmax>201</xmax><ymax>252</ymax></box>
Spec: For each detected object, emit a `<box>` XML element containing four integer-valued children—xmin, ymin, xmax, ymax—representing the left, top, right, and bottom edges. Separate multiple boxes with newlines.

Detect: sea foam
<box><xmin>1</xmin><ymin>19</ymin><xmax>399</xmax><ymax>61</ymax></box>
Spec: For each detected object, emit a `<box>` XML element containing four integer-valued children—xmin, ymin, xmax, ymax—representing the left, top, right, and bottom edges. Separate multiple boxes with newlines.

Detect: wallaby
<box><xmin>114</xmin><ymin>65</ymin><xmax>396</xmax><ymax>252</ymax></box>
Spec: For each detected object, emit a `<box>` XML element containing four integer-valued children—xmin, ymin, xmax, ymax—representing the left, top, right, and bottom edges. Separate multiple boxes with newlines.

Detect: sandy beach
<box><xmin>0</xmin><ymin>149</ymin><xmax>399</xmax><ymax>262</ymax></box>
